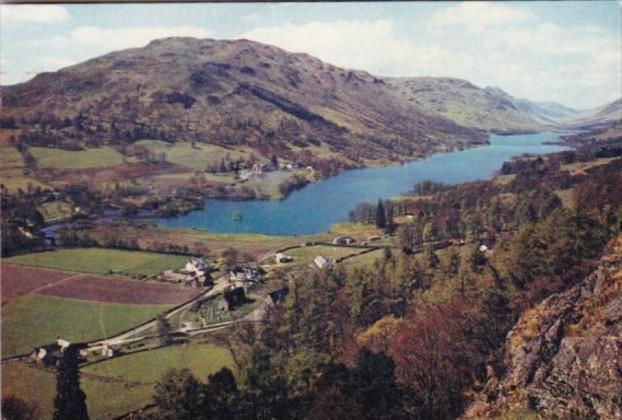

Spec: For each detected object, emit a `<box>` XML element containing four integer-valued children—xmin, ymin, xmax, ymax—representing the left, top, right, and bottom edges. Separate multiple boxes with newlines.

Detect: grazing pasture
<box><xmin>2</xmin><ymin>295</ymin><xmax>170</xmax><ymax>357</ymax></box>
<box><xmin>29</xmin><ymin>146</ymin><xmax>125</xmax><ymax>170</ymax></box>
<box><xmin>37</xmin><ymin>274</ymin><xmax>201</xmax><ymax>305</ymax></box>
<box><xmin>2</xmin><ymin>362</ymin><xmax>152</xmax><ymax>420</ymax></box>
<box><xmin>83</xmin><ymin>342</ymin><xmax>235</xmax><ymax>384</ymax></box>
<box><xmin>134</xmin><ymin>140</ymin><xmax>249</xmax><ymax>170</ymax></box>
<box><xmin>4</xmin><ymin>248</ymin><xmax>188</xmax><ymax>277</ymax></box>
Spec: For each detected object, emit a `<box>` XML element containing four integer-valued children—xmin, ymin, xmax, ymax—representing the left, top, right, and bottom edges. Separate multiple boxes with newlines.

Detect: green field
<box><xmin>2</xmin><ymin>295</ymin><xmax>170</xmax><ymax>357</ymax></box>
<box><xmin>30</xmin><ymin>146</ymin><xmax>125</xmax><ymax>170</ymax></box>
<box><xmin>284</xmin><ymin>245</ymin><xmax>363</xmax><ymax>268</ymax></box>
<box><xmin>244</xmin><ymin>170</ymin><xmax>297</xmax><ymax>199</ymax></box>
<box><xmin>37</xmin><ymin>201</ymin><xmax>74</xmax><ymax>223</ymax></box>
<box><xmin>135</xmin><ymin>140</ymin><xmax>249</xmax><ymax>170</ymax></box>
<box><xmin>83</xmin><ymin>342</ymin><xmax>235</xmax><ymax>384</ymax></box>
<box><xmin>0</xmin><ymin>146</ymin><xmax>24</xmax><ymax>168</ymax></box>
<box><xmin>0</xmin><ymin>146</ymin><xmax>50</xmax><ymax>192</ymax></box>
<box><xmin>4</xmin><ymin>248</ymin><xmax>188</xmax><ymax>277</ymax></box>
<box><xmin>2</xmin><ymin>362</ymin><xmax>152</xmax><ymax>420</ymax></box>
<box><xmin>341</xmin><ymin>248</ymin><xmax>385</xmax><ymax>269</ymax></box>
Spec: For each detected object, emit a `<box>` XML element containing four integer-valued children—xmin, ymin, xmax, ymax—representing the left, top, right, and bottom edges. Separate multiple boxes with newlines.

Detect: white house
<box><xmin>275</xmin><ymin>252</ymin><xmax>293</xmax><ymax>263</ymax></box>
<box><xmin>185</xmin><ymin>258</ymin><xmax>208</xmax><ymax>275</ymax></box>
<box><xmin>314</xmin><ymin>255</ymin><xmax>331</xmax><ymax>269</ymax></box>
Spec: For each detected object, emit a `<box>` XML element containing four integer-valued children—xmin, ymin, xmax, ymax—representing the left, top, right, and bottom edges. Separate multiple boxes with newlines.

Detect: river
<box><xmin>155</xmin><ymin>132</ymin><xmax>567</xmax><ymax>235</ymax></box>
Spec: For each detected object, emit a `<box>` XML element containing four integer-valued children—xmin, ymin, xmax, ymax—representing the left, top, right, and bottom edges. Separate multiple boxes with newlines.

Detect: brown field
<box><xmin>1</xmin><ymin>263</ymin><xmax>200</xmax><ymax>305</ymax></box>
<box><xmin>36</xmin><ymin>275</ymin><xmax>201</xmax><ymax>305</ymax></box>
<box><xmin>35</xmin><ymin>161</ymin><xmax>188</xmax><ymax>188</ymax></box>
<box><xmin>1</xmin><ymin>264</ymin><xmax>72</xmax><ymax>302</ymax></box>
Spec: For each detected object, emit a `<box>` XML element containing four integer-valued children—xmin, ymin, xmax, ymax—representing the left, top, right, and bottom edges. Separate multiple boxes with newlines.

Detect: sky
<box><xmin>1</xmin><ymin>1</ymin><xmax>620</xmax><ymax>109</ymax></box>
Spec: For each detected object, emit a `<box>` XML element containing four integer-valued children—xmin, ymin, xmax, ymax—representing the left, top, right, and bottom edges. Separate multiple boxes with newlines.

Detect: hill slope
<box><xmin>388</xmin><ymin>77</ymin><xmax>580</xmax><ymax>133</ymax></box>
<box><xmin>1</xmin><ymin>37</ymin><xmax>487</xmax><ymax>165</ymax></box>
<box><xmin>564</xmin><ymin>97</ymin><xmax>622</xmax><ymax>131</ymax></box>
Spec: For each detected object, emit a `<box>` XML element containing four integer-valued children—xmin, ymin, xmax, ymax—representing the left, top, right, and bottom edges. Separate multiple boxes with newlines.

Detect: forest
<box><xmin>132</xmin><ymin>149</ymin><xmax>622</xmax><ymax>419</ymax></box>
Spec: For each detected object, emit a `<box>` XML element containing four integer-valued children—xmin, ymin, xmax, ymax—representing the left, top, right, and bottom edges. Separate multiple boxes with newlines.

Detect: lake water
<box><xmin>158</xmin><ymin>132</ymin><xmax>568</xmax><ymax>235</ymax></box>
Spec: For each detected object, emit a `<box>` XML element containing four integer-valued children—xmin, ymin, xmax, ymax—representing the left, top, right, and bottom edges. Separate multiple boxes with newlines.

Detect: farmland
<box><xmin>83</xmin><ymin>342</ymin><xmax>235</xmax><ymax>384</ymax></box>
<box><xmin>134</xmin><ymin>140</ymin><xmax>249</xmax><ymax>171</ymax></box>
<box><xmin>2</xmin><ymin>295</ymin><xmax>171</xmax><ymax>357</ymax></box>
<box><xmin>0</xmin><ymin>264</ymin><xmax>71</xmax><ymax>302</ymax></box>
<box><xmin>36</xmin><ymin>274</ymin><xmax>201</xmax><ymax>305</ymax></box>
<box><xmin>2</xmin><ymin>362</ymin><xmax>152</xmax><ymax>420</ymax></box>
<box><xmin>29</xmin><ymin>146</ymin><xmax>125</xmax><ymax>170</ymax></box>
<box><xmin>0</xmin><ymin>146</ymin><xmax>49</xmax><ymax>192</ymax></box>
<box><xmin>4</xmin><ymin>248</ymin><xmax>188</xmax><ymax>277</ymax></box>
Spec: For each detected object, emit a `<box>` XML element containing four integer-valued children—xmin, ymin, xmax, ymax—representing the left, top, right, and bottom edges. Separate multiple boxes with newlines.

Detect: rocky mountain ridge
<box><xmin>466</xmin><ymin>234</ymin><xmax>622</xmax><ymax>419</ymax></box>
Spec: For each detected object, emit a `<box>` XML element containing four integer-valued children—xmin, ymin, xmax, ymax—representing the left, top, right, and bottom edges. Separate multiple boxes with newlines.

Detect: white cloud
<box><xmin>241</xmin><ymin>20</ymin><xmax>422</xmax><ymax>75</ymax></box>
<box><xmin>240</xmin><ymin>6</ymin><xmax>620</xmax><ymax>109</ymax></box>
<box><xmin>70</xmin><ymin>25</ymin><xmax>212</xmax><ymax>51</ymax></box>
<box><xmin>1</xmin><ymin>5</ymin><xmax>70</xmax><ymax>25</ymax></box>
<box><xmin>430</xmin><ymin>2</ymin><xmax>532</xmax><ymax>33</ymax></box>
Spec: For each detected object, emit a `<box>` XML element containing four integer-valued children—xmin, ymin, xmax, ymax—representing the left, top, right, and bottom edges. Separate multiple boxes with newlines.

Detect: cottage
<box><xmin>275</xmin><ymin>252</ymin><xmax>293</xmax><ymax>264</ymax></box>
<box><xmin>184</xmin><ymin>258</ymin><xmax>208</xmax><ymax>275</ymax></box>
<box><xmin>217</xmin><ymin>287</ymin><xmax>247</xmax><ymax>311</ymax></box>
<box><xmin>30</xmin><ymin>344</ymin><xmax>63</xmax><ymax>366</ymax></box>
<box><xmin>332</xmin><ymin>236</ymin><xmax>356</xmax><ymax>245</ymax></box>
<box><xmin>229</xmin><ymin>266</ymin><xmax>262</xmax><ymax>283</ymax></box>
<box><xmin>266</xmin><ymin>287</ymin><xmax>289</xmax><ymax>306</ymax></box>
<box><xmin>314</xmin><ymin>255</ymin><xmax>332</xmax><ymax>269</ymax></box>
<box><xmin>239</xmin><ymin>170</ymin><xmax>253</xmax><ymax>181</ymax></box>
<box><xmin>101</xmin><ymin>345</ymin><xmax>119</xmax><ymax>358</ymax></box>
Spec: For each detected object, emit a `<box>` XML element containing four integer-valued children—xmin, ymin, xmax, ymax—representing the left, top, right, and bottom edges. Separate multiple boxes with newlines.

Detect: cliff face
<box><xmin>466</xmin><ymin>234</ymin><xmax>622</xmax><ymax>419</ymax></box>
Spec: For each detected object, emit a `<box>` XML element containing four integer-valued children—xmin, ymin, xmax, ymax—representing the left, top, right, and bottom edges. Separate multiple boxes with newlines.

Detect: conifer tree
<box><xmin>53</xmin><ymin>345</ymin><xmax>89</xmax><ymax>420</ymax></box>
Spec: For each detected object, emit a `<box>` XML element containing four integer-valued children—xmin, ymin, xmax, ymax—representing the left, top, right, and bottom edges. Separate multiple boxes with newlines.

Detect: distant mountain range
<box><xmin>1</xmin><ymin>37</ymin><xmax>620</xmax><ymax>164</ymax></box>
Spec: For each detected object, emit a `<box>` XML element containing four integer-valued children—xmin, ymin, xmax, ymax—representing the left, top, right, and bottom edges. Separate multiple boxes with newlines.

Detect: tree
<box><xmin>153</xmin><ymin>369</ymin><xmax>203</xmax><ymax>420</ymax></box>
<box><xmin>2</xmin><ymin>396</ymin><xmax>39</xmax><ymax>420</ymax></box>
<box><xmin>375</xmin><ymin>199</ymin><xmax>386</xmax><ymax>229</ymax></box>
<box><xmin>157</xmin><ymin>314</ymin><xmax>173</xmax><ymax>346</ymax></box>
<box><xmin>203</xmin><ymin>367</ymin><xmax>239</xmax><ymax>418</ymax></box>
<box><xmin>53</xmin><ymin>345</ymin><xmax>89</xmax><ymax>420</ymax></box>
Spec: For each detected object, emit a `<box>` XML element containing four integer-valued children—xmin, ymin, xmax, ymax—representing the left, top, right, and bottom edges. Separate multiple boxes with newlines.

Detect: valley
<box><xmin>1</xmin><ymin>31</ymin><xmax>621</xmax><ymax>420</ymax></box>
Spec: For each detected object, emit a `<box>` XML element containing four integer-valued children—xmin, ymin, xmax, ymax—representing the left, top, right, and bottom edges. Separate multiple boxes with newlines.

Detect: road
<box><xmin>88</xmin><ymin>275</ymin><xmax>231</xmax><ymax>348</ymax></box>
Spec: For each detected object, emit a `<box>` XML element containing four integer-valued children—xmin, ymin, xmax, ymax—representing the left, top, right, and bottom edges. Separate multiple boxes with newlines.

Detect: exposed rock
<box><xmin>466</xmin><ymin>235</ymin><xmax>622</xmax><ymax>419</ymax></box>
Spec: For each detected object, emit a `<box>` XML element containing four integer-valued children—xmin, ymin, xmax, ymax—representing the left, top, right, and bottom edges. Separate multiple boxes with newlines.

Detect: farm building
<box><xmin>314</xmin><ymin>255</ymin><xmax>332</xmax><ymax>269</ymax></box>
<box><xmin>30</xmin><ymin>337</ymin><xmax>72</xmax><ymax>366</ymax></box>
<box><xmin>160</xmin><ymin>270</ymin><xmax>189</xmax><ymax>284</ymax></box>
<box><xmin>266</xmin><ymin>287</ymin><xmax>289</xmax><ymax>306</ymax></box>
<box><xmin>217</xmin><ymin>287</ymin><xmax>247</xmax><ymax>311</ymax></box>
<box><xmin>367</xmin><ymin>235</ymin><xmax>381</xmax><ymax>242</ymax></box>
<box><xmin>184</xmin><ymin>258</ymin><xmax>209</xmax><ymax>275</ymax></box>
<box><xmin>275</xmin><ymin>252</ymin><xmax>293</xmax><ymax>263</ymax></box>
<box><xmin>332</xmin><ymin>236</ymin><xmax>356</xmax><ymax>245</ymax></box>
<box><xmin>229</xmin><ymin>266</ymin><xmax>262</xmax><ymax>282</ymax></box>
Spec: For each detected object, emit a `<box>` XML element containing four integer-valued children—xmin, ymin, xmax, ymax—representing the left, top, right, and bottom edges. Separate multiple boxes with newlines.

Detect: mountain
<box><xmin>0</xmin><ymin>37</ymin><xmax>487</xmax><ymax>166</ymax></box>
<box><xmin>564</xmin><ymin>97</ymin><xmax>622</xmax><ymax>131</ymax></box>
<box><xmin>466</xmin><ymin>234</ymin><xmax>622</xmax><ymax>419</ymax></box>
<box><xmin>388</xmin><ymin>77</ymin><xmax>579</xmax><ymax>134</ymax></box>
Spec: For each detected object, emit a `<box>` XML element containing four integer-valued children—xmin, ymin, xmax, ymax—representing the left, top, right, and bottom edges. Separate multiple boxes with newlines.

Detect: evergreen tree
<box><xmin>53</xmin><ymin>346</ymin><xmax>89</xmax><ymax>420</ymax></box>
<box><xmin>375</xmin><ymin>199</ymin><xmax>386</xmax><ymax>229</ymax></box>
<box><xmin>157</xmin><ymin>314</ymin><xmax>173</xmax><ymax>346</ymax></box>
<box><xmin>153</xmin><ymin>369</ymin><xmax>202</xmax><ymax>420</ymax></box>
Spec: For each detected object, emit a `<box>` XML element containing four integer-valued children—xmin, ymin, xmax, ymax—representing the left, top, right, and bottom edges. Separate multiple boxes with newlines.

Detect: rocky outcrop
<box><xmin>466</xmin><ymin>235</ymin><xmax>622</xmax><ymax>419</ymax></box>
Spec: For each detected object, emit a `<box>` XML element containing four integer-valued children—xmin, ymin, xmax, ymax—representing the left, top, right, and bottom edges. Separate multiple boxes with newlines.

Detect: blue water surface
<box><xmin>158</xmin><ymin>132</ymin><xmax>567</xmax><ymax>235</ymax></box>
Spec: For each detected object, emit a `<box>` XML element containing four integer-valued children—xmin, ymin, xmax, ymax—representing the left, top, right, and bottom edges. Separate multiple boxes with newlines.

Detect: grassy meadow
<box><xmin>2</xmin><ymin>362</ymin><xmax>153</xmax><ymax>420</ymax></box>
<box><xmin>2</xmin><ymin>295</ymin><xmax>170</xmax><ymax>357</ymax></box>
<box><xmin>83</xmin><ymin>342</ymin><xmax>235</xmax><ymax>384</ymax></box>
<box><xmin>4</xmin><ymin>248</ymin><xmax>188</xmax><ymax>277</ymax></box>
<box><xmin>29</xmin><ymin>146</ymin><xmax>125</xmax><ymax>170</ymax></box>
<box><xmin>134</xmin><ymin>140</ymin><xmax>249</xmax><ymax>170</ymax></box>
